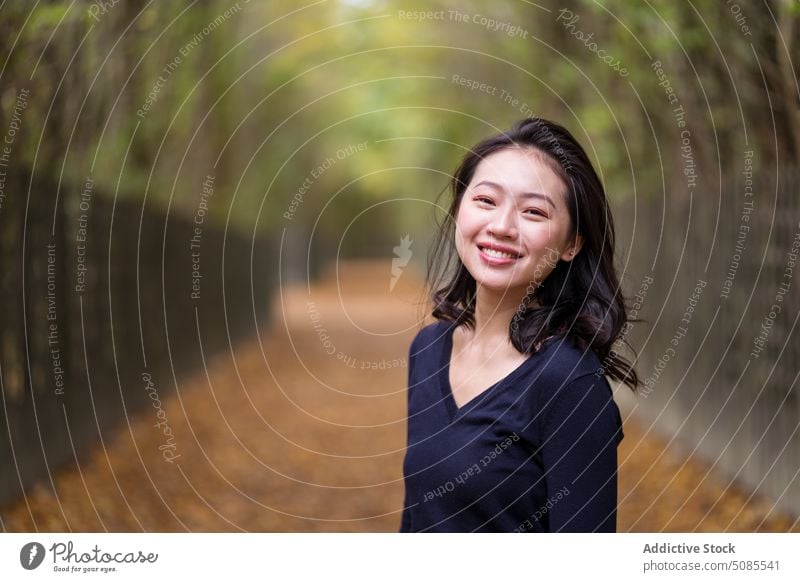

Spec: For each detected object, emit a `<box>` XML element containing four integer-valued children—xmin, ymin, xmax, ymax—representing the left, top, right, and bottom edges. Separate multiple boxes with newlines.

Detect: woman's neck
<box><xmin>467</xmin><ymin>288</ymin><xmax>525</xmax><ymax>346</ymax></box>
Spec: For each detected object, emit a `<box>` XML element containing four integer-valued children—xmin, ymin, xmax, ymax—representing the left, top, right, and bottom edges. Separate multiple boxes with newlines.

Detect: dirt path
<box><xmin>1</xmin><ymin>260</ymin><xmax>796</xmax><ymax>532</ymax></box>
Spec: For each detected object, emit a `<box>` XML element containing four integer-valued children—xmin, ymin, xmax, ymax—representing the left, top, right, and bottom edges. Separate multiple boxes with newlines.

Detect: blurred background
<box><xmin>0</xmin><ymin>0</ymin><xmax>798</xmax><ymax>532</ymax></box>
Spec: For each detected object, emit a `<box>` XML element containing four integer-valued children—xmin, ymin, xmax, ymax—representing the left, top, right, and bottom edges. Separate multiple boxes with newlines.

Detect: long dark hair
<box><xmin>426</xmin><ymin>117</ymin><xmax>639</xmax><ymax>390</ymax></box>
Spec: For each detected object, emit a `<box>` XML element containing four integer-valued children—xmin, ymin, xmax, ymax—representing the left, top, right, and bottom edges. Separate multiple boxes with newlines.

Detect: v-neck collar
<box><xmin>437</xmin><ymin>319</ymin><xmax>539</xmax><ymax>423</ymax></box>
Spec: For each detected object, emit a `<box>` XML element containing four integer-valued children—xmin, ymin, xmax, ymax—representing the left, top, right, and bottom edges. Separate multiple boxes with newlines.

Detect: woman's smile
<box><xmin>478</xmin><ymin>246</ymin><xmax>518</xmax><ymax>265</ymax></box>
<box><xmin>477</xmin><ymin>242</ymin><xmax>523</xmax><ymax>265</ymax></box>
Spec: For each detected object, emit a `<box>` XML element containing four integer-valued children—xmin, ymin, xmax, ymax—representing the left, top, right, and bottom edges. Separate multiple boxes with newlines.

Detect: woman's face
<box><xmin>454</xmin><ymin>147</ymin><xmax>584</xmax><ymax>301</ymax></box>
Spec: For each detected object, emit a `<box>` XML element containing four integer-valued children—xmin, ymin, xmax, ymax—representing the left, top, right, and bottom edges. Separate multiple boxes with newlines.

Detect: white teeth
<box><xmin>480</xmin><ymin>246</ymin><xmax>518</xmax><ymax>259</ymax></box>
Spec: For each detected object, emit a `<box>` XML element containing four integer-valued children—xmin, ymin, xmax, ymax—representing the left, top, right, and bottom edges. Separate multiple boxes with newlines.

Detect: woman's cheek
<box><xmin>524</xmin><ymin>228</ymin><xmax>553</xmax><ymax>247</ymax></box>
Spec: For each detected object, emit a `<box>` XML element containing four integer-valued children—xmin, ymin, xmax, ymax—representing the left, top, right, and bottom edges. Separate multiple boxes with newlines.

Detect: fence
<box><xmin>0</xmin><ymin>168</ymin><xmax>275</xmax><ymax>506</ymax></box>
<box><xmin>617</xmin><ymin>164</ymin><xmax>800</xmax><ymax>517</ymax></box>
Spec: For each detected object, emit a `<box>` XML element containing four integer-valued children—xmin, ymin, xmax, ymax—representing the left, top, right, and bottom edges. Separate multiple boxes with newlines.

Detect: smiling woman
<box><xmin>399</xmin><ymin>117</ymin><xmax>640</xmax><ymax>533</ymax></box>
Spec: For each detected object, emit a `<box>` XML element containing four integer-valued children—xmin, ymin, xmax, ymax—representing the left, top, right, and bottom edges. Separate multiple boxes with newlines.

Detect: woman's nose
<box><xmin>488</xmin><ymin>205</ymin><xmax>518</xmax><ymax>238</ymax></box>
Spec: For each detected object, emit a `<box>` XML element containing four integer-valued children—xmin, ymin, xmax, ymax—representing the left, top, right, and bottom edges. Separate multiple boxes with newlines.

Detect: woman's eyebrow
<box><xmin>473</xmin><ymin>179</ymin><xmax>556</xmax><ymax>209</ymax></box>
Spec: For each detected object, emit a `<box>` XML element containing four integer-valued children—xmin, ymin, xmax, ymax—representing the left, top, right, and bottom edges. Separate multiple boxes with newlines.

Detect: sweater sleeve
<box><xmin>399</xmin><ymin>490</ymin><xmax>412</xmax><ymax>532</ymax></box>
<box><xmin>398</xmin><ymin>328</ymin><xmax>422</xmax><ymax>533</ymax></box>
<box><xmin>539</xmin><ymin>372</ymin><xmax>624</xmax><ymax>532</ymax></box>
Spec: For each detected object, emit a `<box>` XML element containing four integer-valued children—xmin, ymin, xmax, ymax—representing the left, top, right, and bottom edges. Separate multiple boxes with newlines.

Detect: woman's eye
<box><xmin>475</xmin><ymin>196</ymin><xmax>494</xmax><ymax>205</ymax></box>
<box><xmin>525</xmin><ymin>208</ymin><xmax>546</xmax><ymax>217</ymax></box>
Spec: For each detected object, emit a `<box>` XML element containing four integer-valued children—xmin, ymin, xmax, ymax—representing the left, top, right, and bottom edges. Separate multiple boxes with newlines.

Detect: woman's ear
<box><xmin>560</xmin><ymin>234</ymin><xmax>585</xmax><ymax>262</ymax></box>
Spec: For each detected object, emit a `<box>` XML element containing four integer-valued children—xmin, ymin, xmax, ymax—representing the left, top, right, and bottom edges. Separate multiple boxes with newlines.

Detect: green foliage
<box><xmin>1</xmin><ymin>0</ymin><xmax>798</xmax><ymax>246</ymax></box>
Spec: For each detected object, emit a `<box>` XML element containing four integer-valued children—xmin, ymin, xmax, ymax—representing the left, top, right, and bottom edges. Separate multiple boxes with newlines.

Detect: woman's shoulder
<box><xmin>531</xmin><ymin>335</ymin><xmax>606</xmax><ymax>390</ymax></box>
<box><xmin>529</xmin><ymin>337</ymin><xmax>621</xmax><ymax>435</ymax></box>
<box><xmin>408</xmin><ymin>319</ymin><xmax>452</xmax><ymax>359</ymax></box>
<box><xmin>513</xmin><ymin>335</ymin><xmax>622</xmax><ymax>446</ymax></box>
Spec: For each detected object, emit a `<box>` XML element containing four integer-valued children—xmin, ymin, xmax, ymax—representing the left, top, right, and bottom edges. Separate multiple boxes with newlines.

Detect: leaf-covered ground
<box><xmin>1</xmin><ymin>261</ymin><xmax>796</xmax><ymax>532</ymax></box>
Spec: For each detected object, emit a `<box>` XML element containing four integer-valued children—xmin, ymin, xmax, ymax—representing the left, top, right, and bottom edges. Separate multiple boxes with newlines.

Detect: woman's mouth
<box><xmin>477</xmin><ymin>245</ymin><xmax>522</xmax><ymax>264</ymax></box>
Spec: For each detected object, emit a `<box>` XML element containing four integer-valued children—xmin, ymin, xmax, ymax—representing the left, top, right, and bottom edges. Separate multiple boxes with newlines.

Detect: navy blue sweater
<box><xmin>400</xmin><ymin>319</ymin><xmax>624</xmax><ymax>533</ymax></box>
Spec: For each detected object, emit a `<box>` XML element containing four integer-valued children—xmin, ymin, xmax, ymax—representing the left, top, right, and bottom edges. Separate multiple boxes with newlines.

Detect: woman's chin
<box><xmin>473</xmin><ymin>279</ymin><xmax>528</xmax><ymax>297</ymax></box>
